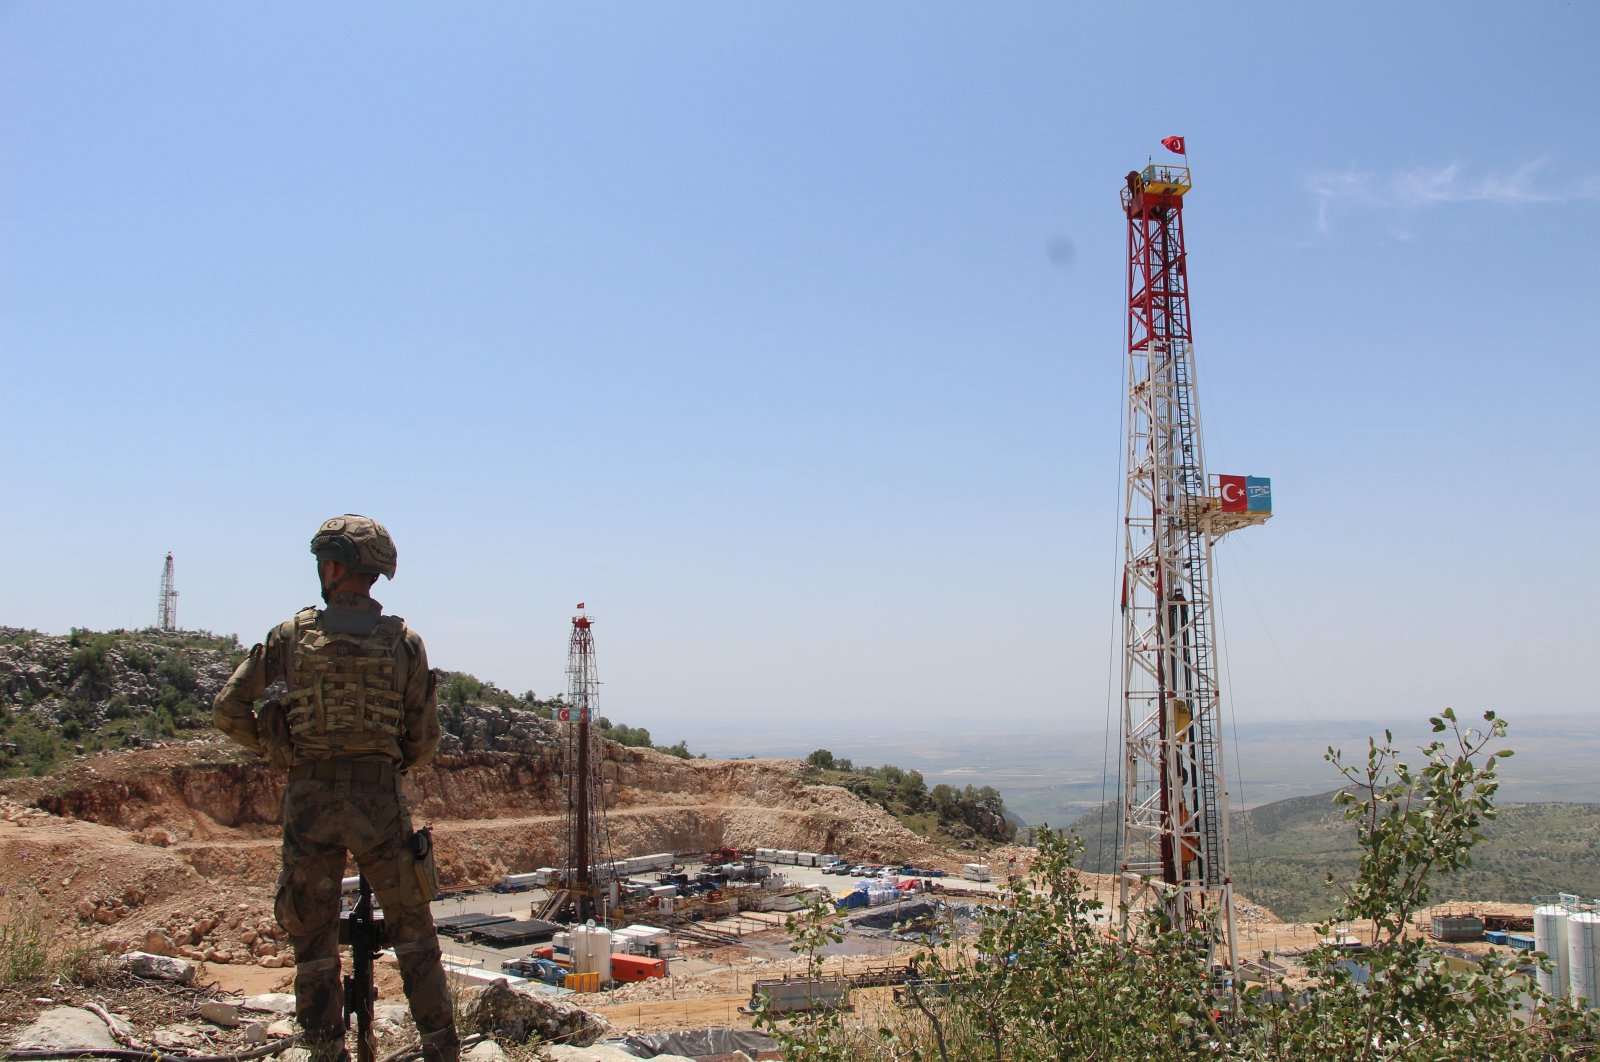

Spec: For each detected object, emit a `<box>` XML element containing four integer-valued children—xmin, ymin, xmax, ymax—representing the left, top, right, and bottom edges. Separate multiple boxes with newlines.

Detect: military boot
<box><xmin>418</xmin><ymin>1024</ymin><xmax>460</xmax><ymax>1062</ymax></box>
<box><xmin>300</xmin><ymin>1029</ymin><xmax>350</xmax><ymax>1062</ymax></box>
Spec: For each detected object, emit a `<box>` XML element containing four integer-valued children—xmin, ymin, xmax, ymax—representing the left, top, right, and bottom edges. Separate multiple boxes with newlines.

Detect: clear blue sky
<box><xmin>3</xmin><ymin>3</ymin><xmax>1595</xmax><ymax>753</ymax></box>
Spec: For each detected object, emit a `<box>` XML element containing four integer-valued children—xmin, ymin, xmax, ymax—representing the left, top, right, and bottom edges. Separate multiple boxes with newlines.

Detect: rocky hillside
<box><xmin>0</xmin><ymin>626</ymin><xmax>616</xmax><ymax>775</ymax></box>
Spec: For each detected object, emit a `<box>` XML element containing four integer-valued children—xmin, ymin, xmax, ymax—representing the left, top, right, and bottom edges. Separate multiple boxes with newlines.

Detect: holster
<box><xmin>411</xmin><ymin>827</ymin><xmax>439</xmax><ymax>901</ymax></box>
<box><xmin>258</xmin><ymin>698</ymin><xmax>294</xmax><ymax>770</ymax></box>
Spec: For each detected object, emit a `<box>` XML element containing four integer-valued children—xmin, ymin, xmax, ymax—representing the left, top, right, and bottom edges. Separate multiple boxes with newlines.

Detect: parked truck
<box><xmin>501</xmin><ymin>956</ymin><xmax>568</xmax><ymax>985</ymax></box>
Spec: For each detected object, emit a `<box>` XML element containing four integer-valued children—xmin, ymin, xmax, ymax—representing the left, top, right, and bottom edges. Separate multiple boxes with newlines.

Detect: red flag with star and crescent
<box><xmin>1218</xmin><ymin>475</ymin><xmax>1247</xmax><ymax>513</ymax></box>
<box><xmin>1161</xmin><ymin>135</ymin><xmax>1186</xmax><ymax>155</ymax></box>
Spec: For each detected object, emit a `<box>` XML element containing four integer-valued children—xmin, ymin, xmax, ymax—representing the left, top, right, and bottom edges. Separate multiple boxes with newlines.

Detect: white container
<box><xmin>571</xmin><ymin>924</ymin><xmax>614</xmax><ymax>982</ymax></box>
<box><xmin>1535</xmin><ymin>905</ymin><xmax>1571</xmax><ymax>999</ymax></box>
<box><xmin>1568</xmin><ymin>912</ymin><xmax>1600</xmax><ymax>1008</ymax></box>
<box><xmin>962</xmin><ymin>863</ymin><xmax>991</xmax><ymax>882</ymax></box>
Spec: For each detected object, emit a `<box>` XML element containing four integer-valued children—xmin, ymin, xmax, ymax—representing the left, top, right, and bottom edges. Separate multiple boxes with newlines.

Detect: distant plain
<box><xmin>690</xmin><ymin>713</ymin><xmax>1600</xmax><ymax>828</ymax></box>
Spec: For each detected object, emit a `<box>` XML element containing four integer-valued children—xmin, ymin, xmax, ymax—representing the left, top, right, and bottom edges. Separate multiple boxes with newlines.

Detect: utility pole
<box><xmin>1116</xmin><ymin>148</ymin><xmax>1271</xmax><ymax>990</ymax></box>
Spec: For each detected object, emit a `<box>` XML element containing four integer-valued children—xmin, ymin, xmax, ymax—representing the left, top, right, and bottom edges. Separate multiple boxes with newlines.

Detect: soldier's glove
<box><xmin>258</xmin><ymin>698</ymin><xmax>293</xmax><ymax>770</ymax></box>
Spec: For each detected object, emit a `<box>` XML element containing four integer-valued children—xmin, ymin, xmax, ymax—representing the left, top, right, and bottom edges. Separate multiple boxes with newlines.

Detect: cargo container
<box><xmin>961</xmin><ymin>864</ymin><xmax>991</xmax><ymax>882</ymax></box>
<box><xmin>749</xmin><ymin>976</ymin><xmax>850</xmax><ymax>1014</ymax></box>
<box><xmin>1431</xmin><ymin>915</ymin><xmax>1483</xmax><ymax>942</ymax></box>
<box><xmin>611</xmin><ymin>954</ymin><xmax>667</xmax><ymax>983</ymax></box>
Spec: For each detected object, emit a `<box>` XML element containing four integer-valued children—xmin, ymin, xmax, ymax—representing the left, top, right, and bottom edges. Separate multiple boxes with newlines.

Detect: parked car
<box><xmin>822</xmin><ymin>861</ymin><xmax>850</xmax><ymax>875</ymax></box>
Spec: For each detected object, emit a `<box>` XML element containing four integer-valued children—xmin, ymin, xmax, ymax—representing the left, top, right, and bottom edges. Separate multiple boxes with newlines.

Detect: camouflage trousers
<box><xmin>276</xmin><ymin>768</ymin><xmax>456</xmax><ymax>1062</ymax></box>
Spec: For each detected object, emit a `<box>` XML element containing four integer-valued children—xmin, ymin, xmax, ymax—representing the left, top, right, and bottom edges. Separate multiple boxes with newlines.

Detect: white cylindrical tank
<box><xmin>1534</xmin><ymin>905</ymin><xmax>1571</xmax><ymax>999</ymax></box>
<box><xmin>571</xmin><ymin>924</ymin><xmax>613</xmax><ymax>983</ymax></box>
<box><xmin>1567</xmin><ymin>912</ymin><xmax>1600</xmax><ymax>1008</ymax></box>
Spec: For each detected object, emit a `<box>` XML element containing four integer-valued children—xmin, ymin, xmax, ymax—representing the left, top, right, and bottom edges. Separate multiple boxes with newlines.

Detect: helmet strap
<box><xmin>317</xmin><ymin>560</ymin><xmax>366</xmax><ymax>604</ymax></box>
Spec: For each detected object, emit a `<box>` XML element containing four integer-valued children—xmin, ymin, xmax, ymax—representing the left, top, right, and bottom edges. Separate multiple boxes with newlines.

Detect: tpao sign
<box><xmin>1218</xmin><ymin>475</ymin><xmax>1271</xmax><ymax>514</ymax></box>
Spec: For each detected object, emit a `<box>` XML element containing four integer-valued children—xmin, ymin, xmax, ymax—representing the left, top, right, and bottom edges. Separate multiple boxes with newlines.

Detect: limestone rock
<box><xmin>463</xmin><ymin>1041</ymin><xmax>506</xmax><ymax>1062</ymax></box>
<box><xmin>118</xmin><ymin>950</ymin><xmax>196</xmax><ymax>983</ymax></box>
<box><xmin>200</xmin><ymin>1001</ymin><xmax>241</xmax><ymax>1027</ymax></box>
<box><xmin>465</xmin><ymin>980</ymin><xmax>610</xmax><ymax>1047</ymax></box>
<box><xmin>242</xmin><ymin>993</ymin><xmax>297</xmax><ymax>1015</ymax></box>
<box><xmin>10</xmin><ymin>1006</ymin><xmax>123</xmax><ymax>1052</ymax></box>
<box><xmin>143</xmin><ymin>930</ymin><xmax>177</xmax><ymax>956</ymax></box>
<box><xmin>151</xmin><ymin>1025</ymin><xmax>202</xmax><ymax>1050</ymax></box>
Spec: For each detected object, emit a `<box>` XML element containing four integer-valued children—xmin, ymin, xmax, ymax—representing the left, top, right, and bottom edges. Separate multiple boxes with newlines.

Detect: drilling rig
<box><xmin>1116</xmin><ymin>150</ymin><xmax>1271</xmax><ymax>987</ymax></box>
<box><xmin>157</xmin><ymin>553</ymin><xmax>179</xmax><ymax>631</ymax></box>
<box><xmin>552</xmin><ymin>605</ymin><xmax>614</xmax><ymax>923</ymax></box>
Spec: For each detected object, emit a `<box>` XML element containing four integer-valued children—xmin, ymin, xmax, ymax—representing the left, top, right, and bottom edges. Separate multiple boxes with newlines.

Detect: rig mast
<box><xmin>559</xmin><ymin>605</ymin><xmax>612</xmax><ymax>923</ymax></box>
<box><xmin>157</xmin><ymin>553</ymin><xmax>179</xmax><ymax>631</ymax></box>
<box><xmin>1117</xmin><ymin>156</ymin><xmax>1270</xmax><ymax>984</ymax></box>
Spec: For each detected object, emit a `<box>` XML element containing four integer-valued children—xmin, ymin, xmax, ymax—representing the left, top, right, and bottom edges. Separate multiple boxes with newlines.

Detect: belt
<box><xmin>287</xmin><ymin>760</ymin><xmax>396</xmax><ymax>785</ymax></box>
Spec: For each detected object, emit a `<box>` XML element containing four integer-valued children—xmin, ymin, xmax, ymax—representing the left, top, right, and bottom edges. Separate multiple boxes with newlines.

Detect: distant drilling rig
<box><xmin>556</xmin><ymin>605</ymin><xmax>614</xmax><ymax>923</ymax></box>
<box><xmin>1116</xmin><ymin>145</ymin><xmax>1271</xmax><ymax>986</ymax></box>
<box><xmin>157</xmin><ymin>552</ymin><xmax>179</xmax><ymax>630</ymax></box>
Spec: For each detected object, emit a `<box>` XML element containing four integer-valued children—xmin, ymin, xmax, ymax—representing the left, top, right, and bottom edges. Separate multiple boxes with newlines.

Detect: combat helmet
<box><xmin>310</xmin><ymin>514</ymin><xmax>398</xmax><ymax>579</ymax></box>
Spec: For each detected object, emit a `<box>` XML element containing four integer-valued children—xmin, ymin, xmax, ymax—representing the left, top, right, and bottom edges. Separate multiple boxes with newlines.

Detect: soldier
<box><xmin>214</xmin><ymin>515</ymin><xmax>458</xmax><ymax>1062</ymax></box>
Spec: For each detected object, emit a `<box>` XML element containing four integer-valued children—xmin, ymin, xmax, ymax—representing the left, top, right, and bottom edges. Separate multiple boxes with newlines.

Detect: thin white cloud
<box><xmin>1307</xmin><ymin>159</ymin><xmax>1596</xmax><ymax>234</ymax></box>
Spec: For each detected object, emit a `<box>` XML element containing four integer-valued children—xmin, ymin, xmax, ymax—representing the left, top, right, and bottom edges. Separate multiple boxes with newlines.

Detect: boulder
<box><xmin>465</xmin><ymin>981</ymin><xmax>610</xmax><ymax>1047</ymax></box>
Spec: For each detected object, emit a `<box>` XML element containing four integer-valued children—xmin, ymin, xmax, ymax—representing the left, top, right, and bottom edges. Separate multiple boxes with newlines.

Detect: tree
<box><xmin>897</xmin><ymin>768</ymin><xmax>927</xmax><ymax>811</ymax></box>
<box><xmin>807</xmin><ymin>748</ymin><xmax>836</xmax><ymax>771</ymax></box>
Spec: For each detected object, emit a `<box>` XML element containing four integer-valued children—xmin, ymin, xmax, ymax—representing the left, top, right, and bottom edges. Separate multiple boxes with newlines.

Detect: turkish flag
<box><xmin>1161</xmin><ymin>136</ymin><xmax>1186</xmax><ymax>155</ymax></box>
<box><xmin>557</xmin><ymin>707</ymin><xmax>571</xmax><ymax>722</ymax></box>
<box><xmin>1218</xmin><ymin>475</ymin><xmax>1247</xmax><ymax>513</ymax></box>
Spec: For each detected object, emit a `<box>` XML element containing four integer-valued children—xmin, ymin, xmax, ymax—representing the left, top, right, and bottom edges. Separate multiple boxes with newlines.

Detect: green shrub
<box><xmin>156</xmin><ymin>652</ymin><xmax>198</xmax><ymax>693</ymax></box>
<box><xmin>66</xmin><ymin>633</ymin><xmax>114</xmax><ymax>682</ymax></box>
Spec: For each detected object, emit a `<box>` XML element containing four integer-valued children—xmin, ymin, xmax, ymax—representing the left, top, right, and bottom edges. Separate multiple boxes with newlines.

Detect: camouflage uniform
<box><xmin>214</xmin><ymin>518</ymin><xmax>456</xmax><ymax>1062</ymax></box>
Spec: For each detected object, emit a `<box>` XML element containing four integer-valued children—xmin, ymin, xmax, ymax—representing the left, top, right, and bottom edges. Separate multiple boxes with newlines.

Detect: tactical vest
<box><xmin>282</xmin><ymin>607</ymin><xmax>407</xmax><ymax>755</ymax></box>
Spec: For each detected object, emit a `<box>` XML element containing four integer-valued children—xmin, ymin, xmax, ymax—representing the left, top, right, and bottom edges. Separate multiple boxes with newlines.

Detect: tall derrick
<box><xmin>1116</xmin><ymin>151</ymin><xmax>1271</xmax><ymax>985</ymax></box>
<box><xmin>559</xmin><ymin>605</ymin><xmax>613</xmax><ymax>923</ymax></box>
<box><xmin>157</xmin><ymin>553</ymin><xmax>179</xmax><ymax>631</ymax></box>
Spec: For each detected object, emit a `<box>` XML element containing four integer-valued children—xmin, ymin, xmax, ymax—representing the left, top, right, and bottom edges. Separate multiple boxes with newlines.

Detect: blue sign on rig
<box><xmin>1245</xmin><ymin>477</ymin><xmax>1271</xmax><ymax>513</ymax></box>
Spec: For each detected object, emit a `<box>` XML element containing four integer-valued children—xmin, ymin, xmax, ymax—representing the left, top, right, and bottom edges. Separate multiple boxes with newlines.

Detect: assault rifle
<box><xmin>341</xmin><ymin>874</ymin><xmax>386</xmax><ymax>1062</ymax></box>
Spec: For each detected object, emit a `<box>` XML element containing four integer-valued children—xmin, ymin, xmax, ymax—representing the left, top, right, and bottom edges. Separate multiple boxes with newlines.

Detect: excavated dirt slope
<box><xmin>0</xmin><ymin>734</ymin><xmax>966</xmax><ymax>967</ymax></box>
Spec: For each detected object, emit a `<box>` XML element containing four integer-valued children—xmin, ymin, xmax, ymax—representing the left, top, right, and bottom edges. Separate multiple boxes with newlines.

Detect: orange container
<box><xmin>610</xmin><ymin>954</ymin><xmax>667</xmax><ymax>982</ymax></box>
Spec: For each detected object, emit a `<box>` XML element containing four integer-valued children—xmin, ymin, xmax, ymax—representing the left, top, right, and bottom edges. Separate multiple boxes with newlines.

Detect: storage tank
<box><xmin>1567</xmin><ymin>912</ymin><xmax>1600</xmax><ymax>1008</ymax></box>
<box><xmin>571</xmin><ymin>923</ymin><xmax>613</xmax><ymax>983</ymax></box>
<box><xmin>1534</xmin><ymin>904</ymin><xmax>1571</xmax><ymax>999</ymax></box>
